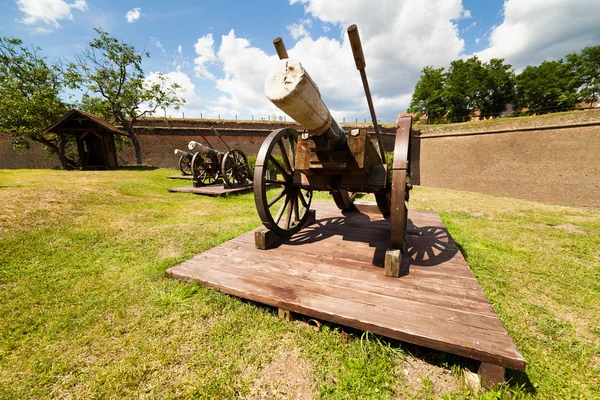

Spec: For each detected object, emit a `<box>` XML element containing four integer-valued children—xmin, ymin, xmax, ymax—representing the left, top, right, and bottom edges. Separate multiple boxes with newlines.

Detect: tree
<box><xmin>566</xmin><ymin>45</ymin><xmax>600</xmax><ymax>107</ymax></box>
<box><xmin>516</xmin><ymin>60</ymin><xmax>578</xmax><ymax>114</ymax></box>
<box><xmin>0</xmin><ymin>37</ymin><xmax>76</xmax><ymax>169</ymax></box>
<box><xmin>443</xmin><ymin>56</ymin><xmax>485</xmax><ymax>122</ymax></box>
<box><xmin>478</xmin><ymin>58</ymin><xmax>515</xmax><ymax>118</ymax></box>
<box><xmin>67</xmin><ymin>29</ymin><xmax>184</xmax><ymax>164</ymax></box>
<box><xmin>407</xmin><ymin>66</ymin><xmax>446</xmax><ymax>124</ymax></box>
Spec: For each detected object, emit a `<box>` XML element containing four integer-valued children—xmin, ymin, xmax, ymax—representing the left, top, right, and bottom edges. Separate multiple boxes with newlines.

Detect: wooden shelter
<box><xmin>44</xmin><ymin>109</ymin><xmax>125</xmax><ymax>170</ymax></box>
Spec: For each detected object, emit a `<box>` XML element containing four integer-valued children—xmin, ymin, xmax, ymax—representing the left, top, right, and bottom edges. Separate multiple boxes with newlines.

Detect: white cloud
<box><xmin>144</xmin><ymin>70</ymin><xmax>206</xmax><ymax>118</ymax></box>
<box><xmin>287</xmin><ymin>18</ymin><xmax>312</xmax><ymax>39</ymax></box>
<box><xmin>126</xmin><ymin>7</ymin><xmax>141</xmax><ymax>23</ymax></box>
<box><xmin>287</xmin><ymin>22</ymin><xmax>310</xmax><ymax>39</ymax></box>
<box><xmin>475</xmin><ymin>38</ymin><xmax>480</xmax><ymax>45</ymax></box>
<box><xmin>194</xmin><ymin>33</ymin><xmax>218</xmax><ymax>79</ymax></box>
<box><xmin>463</xmin><ymin>21</ymin><xmax>476</xmax><ymax>33</ymax></box>
<box><xmin>207</xmin><ymin>0</ymin><xmax>466</xmax><ymax>119</ymax></box>
<box><xmin>460</xmin><ymin>9</ymin><xmax>472</xmax><ymax>19</ymax></box>
<box><xmin>212</xmin><ymin>29</ymin><xmax>280</xmax><ymax>117</ymax></box>
<box><xmin>17</xmin><ymin>0</ymin><xmax>87</xmax><ymax>26</ymax></box>
<box><xmin>31</xmin><ymin>26</ymin><xmax>53</xmax><ymax>35</ymax></box>
<box><xmin>150</xmin><ymin>37</ymin><xmax>165</xmax><ymax>55</ymax></box>
<box><xmin>474</xmin><ymin>0</ymin><xmax>600</xmax><ymax>70</ymax></box>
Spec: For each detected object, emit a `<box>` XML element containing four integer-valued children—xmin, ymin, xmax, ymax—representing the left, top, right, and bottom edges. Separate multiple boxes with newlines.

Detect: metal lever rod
<box><xmin>211</xmin><ymin>127</ymin><xmax>232</xmax><ymax>151</ymax></box>
<box><xmin>347</xmin><ymin>24</ymin><xmax>386</xmax><ymax>162</ymax></box>
<box><xmin>273</xmin><ymin>37</ymin><xmax>289</xmax><ymax>59</ymax></box>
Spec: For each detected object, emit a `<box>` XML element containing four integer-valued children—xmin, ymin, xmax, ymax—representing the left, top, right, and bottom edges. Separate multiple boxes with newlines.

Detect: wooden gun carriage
<box><xmin>187</xmin><ymin>130</ymin><xmax>251</xmax><ymax>188</ymax></box>
<box><xmin>173</xmin><ymin>149</ymin><xmax>193</xmax><ymax>175</ymax></box>
<box><xmin>254</xmin><ymin>25</ymin><xmax>414</xmax><ymax>277</ymax></box>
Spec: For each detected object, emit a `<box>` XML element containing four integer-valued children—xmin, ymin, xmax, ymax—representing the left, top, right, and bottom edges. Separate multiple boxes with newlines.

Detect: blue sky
<box><xmin>2</xmin><ymin>0</ymin><xmax>599</xmax><ymax>122</ymax></box>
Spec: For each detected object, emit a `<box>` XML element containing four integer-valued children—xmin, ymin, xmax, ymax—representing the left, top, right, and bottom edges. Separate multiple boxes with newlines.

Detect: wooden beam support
<box><xmin>255</xmin><ymin>209</ymin><xmax>316</xmax><ymax>250</ymax></box>
<box><xmin>278</xmin><ymin>308</ymin><xmax>292</xmax><ymax>321</ymax></box>
<box><xmin>478</xmin><ymin>362</ymin><xmax>506</xmax><ymax>388</ymax></box>
<box><xmin>384</xmin><ymin>249</ymin><xmax>409</xmax><ymax>277</ymax></box>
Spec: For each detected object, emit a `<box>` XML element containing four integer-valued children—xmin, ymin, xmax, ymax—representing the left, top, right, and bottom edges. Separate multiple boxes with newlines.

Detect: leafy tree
<box><xmin>478</xmin><ymin>58</ymin><xmax>515</xmax><ymax>118</ymax></box>
<box><xmin>515</xmin><ymin>60</ymin><xmax>578</xmax><ymax>114</ymax></box>
<box><xmin>67</xmin><ymin>29</ymin><xmax>184</xmax><ymax>164</ymax></box>
<box><xmin>407</xmin><ymin>66</ymin><xmax>446</xmax><ymax>123</ymax></box>
<box><xmin>0</xmin><ymin>37</ymin><xmax>76</xmax><ymax>169</ymax></box>
<box><xmin>443</xmin><ymin>56</ymin><xmax>486</xmax><ymax>122</ymax></box>
<box><xmin>79</xmin><ymin>94</ymin><xmax>113</xmax><ymax>120</ymax></box>
<box><xmin>566</xmin><ymin>45</ymin><xmax>600</xmax><ymax>107</ymax></box>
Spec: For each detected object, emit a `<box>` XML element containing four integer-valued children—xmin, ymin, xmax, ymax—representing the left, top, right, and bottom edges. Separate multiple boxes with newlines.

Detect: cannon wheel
<box><xmin>332</xmin><ymin>189</ymin><xmax>353</xmax><ymax>211</ymax></box>
<box><xmin>191</xmin><ymin>152</ymin><xmax>216</xmax><ymax>186</ymax></box>
<box><xmin>375</xmin><ymin>191</ymin><xmax>390</xmax><ymax>217</ymax></box>
<box><xmin>179</xmin><ymin>156</ymin><xmax>191</xmax><ymax>175</ymax></box>
<box><xmin>389</xmin><ymin>117</ymin><xmax>412</xmax><ymax>252</ymax></box>
<box><xmin>254</xmin><ymin>128</ymin><xmax>313</xmax><ymax>237</ymax></box>
<box><xmin>221</xmin><ymin>149</ymin><xmax>250</xmax><ymax>187</ymax></box>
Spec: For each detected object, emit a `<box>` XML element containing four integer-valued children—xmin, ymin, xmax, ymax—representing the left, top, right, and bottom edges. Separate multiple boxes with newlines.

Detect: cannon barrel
<box><xmin>174</xmin><ymin>149</ymin><xmax>191</xmax><ymax>157</ymax></box>
<box><xmin>188</xmin><ymin>141</ymin><xmax>220</xmax><ymax>157</ymax></box>
<box><xmin>265</xmin><ymin>59</ymin><xmax>347</xmax><ymax>149</ymax></box>
<box><xmin>265</xmin><ymin>37</ymin><xmax>347</xmax><ymax>150</ymax></box>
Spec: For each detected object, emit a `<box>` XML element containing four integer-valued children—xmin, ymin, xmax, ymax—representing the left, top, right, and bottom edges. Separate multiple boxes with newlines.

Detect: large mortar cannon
<box><xmin>187</xmin><ymin>132</ymin><xmax>251</xmax><ymax>188</ymax></box>
<box><xmin>254</xmin><ymin>25</ymin><xmax>413</xmax><ymax>277</ymax></box>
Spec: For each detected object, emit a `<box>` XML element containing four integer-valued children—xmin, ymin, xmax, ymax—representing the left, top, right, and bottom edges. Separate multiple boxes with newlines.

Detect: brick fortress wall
<box><xmin>117</xmin><ymin>118</ymin><xmax>398</xmax><ymax>168</ymax></box>
<box><xmin>0</xmin><ymin>133</ymin><xmax>60</xmax><ymax>169</ymax></box>
<box><xmin>3</xmin><ymin>117</ymin><xmax>599</xmax><ymax>208</ymax></box>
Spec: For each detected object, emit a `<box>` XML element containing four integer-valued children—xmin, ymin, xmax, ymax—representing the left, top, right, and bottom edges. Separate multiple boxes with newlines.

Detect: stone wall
<box><xmin>414</xmin><ymin>125</ymin><xmax>600</xmax><ymax>207</ymax></box>
<box><xmin>2</xmin><ymin>118</ymin><xmax>599</xmax><ymax>208</ymax></box>
<box><xmin>0</xmin><ymin>133</ymin><xmax>60</xmax><ymax>169</ymax></box>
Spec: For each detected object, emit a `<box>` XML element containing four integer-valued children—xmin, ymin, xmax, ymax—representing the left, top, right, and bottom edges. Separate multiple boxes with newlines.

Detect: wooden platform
<box><xmin>167</xmin><ymin>183</ymin><xmax>253</xmax><ymax>196</ymax></box>
<box><xmin>167</xmin><ymin>201</ymin><xmax>525</xmax><ymax>374</ymax></box>
<box><xmin>167</xmin><ymin>175</ymin><xmax>193</xmax><ymax>180</ymax></box>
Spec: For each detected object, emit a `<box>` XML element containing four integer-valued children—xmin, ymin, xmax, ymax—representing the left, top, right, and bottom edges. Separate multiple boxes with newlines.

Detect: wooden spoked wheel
<box><xmin>191</xmin><ymin>153</ymin><xmax>216</xmax><ymax>186</ymax></box>
<box><xmin>221</xmin><ymin>149</ymin><xmax>250</xmax><ymax>187</ymax></box>
<box><xmin>332</xmin><ymin>189</ymin><xmax>353</xmax><ymax>211</ymax></box>
<box><xmin>179</xmin><ymin>156</ymin><xmax>191</xmax><ymax>175</ymax></box>
<box><xmin>389</xmin><ymin>117</ymin><xmax>412</xmax><ymax>253</ymax></box>
<box><xmin>254</xmin><ymin>128</ymin><xmax>313</xmax><ymax>237</ymax></box>
<box><xmin>375</xmin><ymin>191</ymin><xmax>391</xmax><ymax>217</ymax></box>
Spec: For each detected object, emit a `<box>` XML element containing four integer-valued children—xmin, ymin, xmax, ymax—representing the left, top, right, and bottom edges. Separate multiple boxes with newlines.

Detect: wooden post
<box><xmin>255</xmin><ymin>209</ymin><xmax>316</xmax><ymax>250</ymax></box>
<box><xmin>278</xmin><ymin>308</ymin><xmax>292</xmax><ymax>321</ymax></box>
<box><xmin>478</xmin><ymin>363</ymin><xmax>505</xmax><ymax>388</ymax></box>
<box><xmin>384</xmin><ymin>249</ymin><xmax>409</xmax><ymax>277</ymax></box>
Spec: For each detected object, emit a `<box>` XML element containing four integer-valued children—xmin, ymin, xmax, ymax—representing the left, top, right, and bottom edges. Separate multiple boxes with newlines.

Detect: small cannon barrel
<box><xmin>188</xmin><ymin>141</ymin><xmax>220</xmax><ymax>157</ymax></box>
<box><xmin>174</xmin><ymin>149</ymin><xmax>191</xmax><ymax>158</ymax></box>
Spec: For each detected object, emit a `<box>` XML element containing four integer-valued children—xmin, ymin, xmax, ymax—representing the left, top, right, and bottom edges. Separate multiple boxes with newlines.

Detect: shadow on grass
<box><xmin>506</xmin><ymin>368</ymin><xmax>536</xmax><ymax>394</ymax></box>
<box><xmin>118</xmin><ymin>165</ymin><xmax>159</xmax><ymax>171</ymax></box>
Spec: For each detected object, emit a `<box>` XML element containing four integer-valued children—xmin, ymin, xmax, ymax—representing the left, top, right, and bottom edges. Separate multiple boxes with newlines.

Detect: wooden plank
<box><xmin>167</xmin><ymin>201</ymin><xmax>526</xmax><ymax>372</ymax></box>
<box><xmin>170</xmin><ymin>261</ymin><xmax>525</xmax><ymax>370</ymax></box>
<box><xmin>190</xmin><ymin>252</ymin><xmax>507</xmax><ymax>332</ymax></box>
<box><xmin>166</xmin><ymin>184</ymin><xmax>253</xmax><ymax>196</ymax></box>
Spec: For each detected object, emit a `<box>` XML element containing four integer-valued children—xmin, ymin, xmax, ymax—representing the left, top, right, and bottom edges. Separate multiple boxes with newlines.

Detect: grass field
<box><xmin>1</xmin><ymin>168</ymin><xmax>599</xmax><ymax>399</ymax></box>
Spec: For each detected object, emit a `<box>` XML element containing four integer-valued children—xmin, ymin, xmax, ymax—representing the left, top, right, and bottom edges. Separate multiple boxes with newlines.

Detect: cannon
<box><xmin>173</xmin><ymin>149</ymin><xmax>193</xmax><ymax>175</ymax></box>
<box><xmin>187</xmin><ymin>132</ymin><xmax>251</xmax><ymax>188</ymax></box>
<box><xmin>254</xmin><ymin>25</ymin><xmax>413</xmax><ymax>277</ymax></box>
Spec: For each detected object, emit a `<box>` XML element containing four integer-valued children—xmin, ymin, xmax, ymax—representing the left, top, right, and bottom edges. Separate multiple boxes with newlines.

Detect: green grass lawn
<box><xmin>1</xmin><ymin>168</ymin><xmax>598</xmax><ymax>399</ymax></box>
